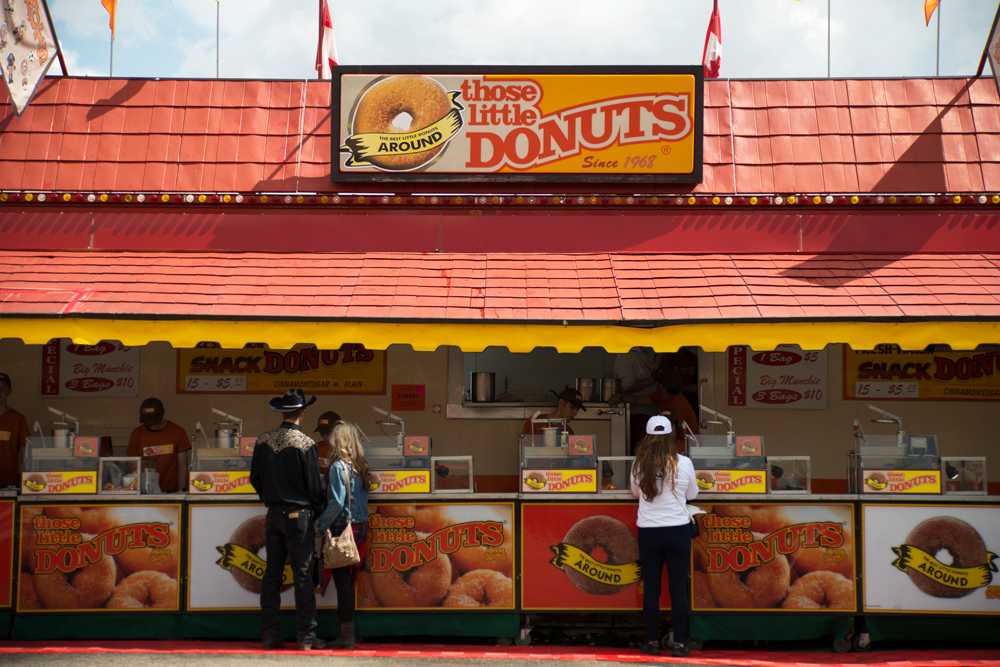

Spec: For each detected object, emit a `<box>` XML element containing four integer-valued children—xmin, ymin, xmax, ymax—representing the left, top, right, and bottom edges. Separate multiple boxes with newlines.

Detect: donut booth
<box><xmin>1</xmin><ymin>67</ymin><xmax>999</xmax><ymax>651</ymax></box>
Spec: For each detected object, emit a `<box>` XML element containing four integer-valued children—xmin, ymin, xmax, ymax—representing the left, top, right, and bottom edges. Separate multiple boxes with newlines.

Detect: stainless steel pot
<box><xmin>601</xmin><ymin>378</ymin><xmax>619</xmax><ymax>402</ymax></box>
<box><xmin>216</xmin><ymin>424</ymin><xmax>239</xmax><ymax>449</ymax></box>
<box><xmin>470</xmin><ymin>372</ymin><xmax>495</xmax><ymax>402</ymax></box>
<box><xmin>575</xmin><ymin>378</ymin><xmax>598</xmax><ymax>402</ymax></box>
<box><xmin>539</xmin><ymin>426</ymin><xmax>562</xmax><ymax>448</ymax></box>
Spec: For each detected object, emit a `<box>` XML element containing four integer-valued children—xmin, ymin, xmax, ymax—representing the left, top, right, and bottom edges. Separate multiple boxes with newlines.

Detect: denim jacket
<box><xmin>315</xmin><ymin>460</ymin><xmax>369</xmax><ymax>533</ymax></box>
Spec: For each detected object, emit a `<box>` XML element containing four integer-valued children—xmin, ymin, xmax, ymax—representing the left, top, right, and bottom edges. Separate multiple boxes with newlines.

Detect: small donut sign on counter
<box><xmin>863</xmin><ymin>504</ymin><xmax>1000</xmax><ymax>614</ymax></box>
<box><xmin>522</xmin><ymin>469</ymin><xmax>597</xmax><ymax>493</ymax></box>
<box><xmin>17</xmin><ymin>503</ymin><xmax>182</xmax><ymax>613</ymax></box>
<box><xmin>361</xmin><ymin>503</ymin><xmax>515</xmax><ymax>610</ymax></box>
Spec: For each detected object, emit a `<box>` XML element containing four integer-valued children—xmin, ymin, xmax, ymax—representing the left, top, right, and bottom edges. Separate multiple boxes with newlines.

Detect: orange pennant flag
<box><xmin>924</xmin><ymin>0</ymin><xmax>939</xmax><ymax>26</ymax></box>
<box><xmin>102</xmin><ymin>0</ymin><xmax>118</xmax><ymax>39</ymax></box>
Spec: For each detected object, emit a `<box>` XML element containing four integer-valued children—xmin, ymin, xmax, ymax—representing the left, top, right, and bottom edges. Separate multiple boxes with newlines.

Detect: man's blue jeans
<box><xmin>260</xmin><ymin>506</ymin><xmax>317</xmax><ymax>645</ymax></box>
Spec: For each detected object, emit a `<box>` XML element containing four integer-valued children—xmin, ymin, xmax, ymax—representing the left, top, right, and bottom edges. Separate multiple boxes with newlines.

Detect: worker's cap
<box><xmin>139</xmin><ymin>397</ymin><xmax>165</xmax><ymax>424</ymax></box>
<box><xmin>0</xmin><ymin>373</ymin><xmax>10</xmax><ymax>390</ymax></box>
<box><xmin>314</xmin><ymin>410</ymin><xmax>342</xmax><ymax>434</ymax></box>
<box><xmin>556</xmin><ymin>387</ymin><xmax>586</xmax><ymax>411</ymax></box>
<box><xmin>646</xmin><ymin>415</ymin><xmax>673</xmax><ymax>435</ymax></box>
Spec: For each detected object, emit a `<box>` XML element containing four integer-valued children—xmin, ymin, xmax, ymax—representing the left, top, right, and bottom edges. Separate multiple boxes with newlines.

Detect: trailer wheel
<box><xmin>833</xmin><ymin>635</ymin><xmax>853</xmax><ymax>653</ymax></box>
<box><xmin>852</xmin><ymin>633</ymin><xmax>871</xmax><ymax>652</ymax></box>
<box><xmin>514</xmin><ymin>629</ymin><xmax>532</xmax><ymax>646</ymax></box>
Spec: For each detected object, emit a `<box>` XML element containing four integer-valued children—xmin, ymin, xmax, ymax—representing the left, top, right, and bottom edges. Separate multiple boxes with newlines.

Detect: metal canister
<box><xmin>470</xmin><ymin>372</ymin><xmax>495</xmax><ymax>402</ymax></box>
<box><xmin>539</xmin><ymin>427</ymin><xmax>561</xmax><ymax>448</ymax></box>
<box><xmin>51</xmin><ymin>423</ymin><xmax>73</xmax><ymax>448</ymax></box>
<box><xmin>216</xmin><ymin>423</ymin><xmax>239</xmax><ymax>449</ymax></box>
<box><xmin>601</xmin><ymin>378</ymin><xmax>619</xmax><ymax>402</ymax></box>
<box><xmin>575</xmin><ymin>378</ymin><xmax>598</xmax><ymax>402</ymax></box>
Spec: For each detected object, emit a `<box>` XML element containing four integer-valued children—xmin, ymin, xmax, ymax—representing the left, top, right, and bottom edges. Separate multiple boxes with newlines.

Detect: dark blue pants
<box><xmin>261</xmin><ymin>507</ymin><xmax>317</xmax><ymax>645</ymax></box>
<box><xmin>638</xmin><ymin>524</ymin><xmax>691</xmax><ymax>644</ymax></box>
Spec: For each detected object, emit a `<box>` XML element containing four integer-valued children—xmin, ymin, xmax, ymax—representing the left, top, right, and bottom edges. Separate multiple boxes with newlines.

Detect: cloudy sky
<box><xmin>46</xmin><ymin>0</ymin><xmax>996</xmax><ymax>80</ymax></box>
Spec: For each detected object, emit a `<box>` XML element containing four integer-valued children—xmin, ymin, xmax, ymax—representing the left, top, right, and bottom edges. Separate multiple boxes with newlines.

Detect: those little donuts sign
<box><xmin>332</xmin><ymin>66</ymin><xmax>704</xmax><ymax>183</ymax></box>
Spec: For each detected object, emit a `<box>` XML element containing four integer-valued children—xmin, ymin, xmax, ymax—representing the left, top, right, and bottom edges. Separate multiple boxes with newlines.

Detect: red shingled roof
<box><xmin>1</xmin><ymin>77</ymin><xmax>998</xmax><ymax>194</ymax></box>
<box><xmin>2</xmin><ymin>251</ymin><xmax>998</xmax><ymax>322</ymax></box>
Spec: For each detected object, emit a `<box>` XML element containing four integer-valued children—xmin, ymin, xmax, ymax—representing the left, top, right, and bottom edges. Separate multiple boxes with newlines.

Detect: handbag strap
<box><xmin>340</xmin><ymin>461</ymin><xmax>352</xmax><ymax>518</ymax></box>
<box><xmin>666</xmin><ymin>475</ymin><xmax>695</xmax><ymax>524</ymax></box>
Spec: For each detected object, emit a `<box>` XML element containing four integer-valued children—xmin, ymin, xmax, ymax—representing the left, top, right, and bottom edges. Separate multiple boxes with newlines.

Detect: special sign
<box><xmin>845</xmin><ymin>345</ymin><xmax>1000</xmax><ymax>401</ymax></box>
<box><xmin>177</xmin><ymin>343</ymin><xmax>385</xmax><ymax>395</ymax></box>
<box><xmin>333</xmin><ymin>67</ymin><xmax>703</xmax><ymax>182</ymax></box>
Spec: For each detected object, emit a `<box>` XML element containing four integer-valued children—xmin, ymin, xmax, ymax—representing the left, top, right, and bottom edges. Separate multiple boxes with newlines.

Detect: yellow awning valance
<box><xmin>3</xmin><ymin>318</ymin><xmax>996</xmax><ymax>353</ymax></box>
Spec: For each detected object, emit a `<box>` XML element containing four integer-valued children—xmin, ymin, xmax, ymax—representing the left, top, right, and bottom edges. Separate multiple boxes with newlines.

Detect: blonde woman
<box><xmin>315</xmin><ymin>421</ymin><xmax>370</xmax><ymax>649</ymax></box>
<box><xmin>630</xmin><ymin>415</ymin><xmax>698</xmax><ymax>657</ymax></box>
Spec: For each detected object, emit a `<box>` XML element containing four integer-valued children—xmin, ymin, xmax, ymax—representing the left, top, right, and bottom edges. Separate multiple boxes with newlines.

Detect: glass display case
<box><xmin>941</xmin><ymin>456</ymin><xmax>987</xmax><ymax>495</ymax></box>
<box><xmin>686</xmin><ymin>433</ymin><xmax>768</xmax><ymax>494</ymax></box>
<box><xmin>850</xmin><ymin>407</ymin><xmax>942</xmax><ymax>494</ymax></box>
<box><xmin>767</xmin><ymin>456</ymin><xmax>811</xmax><ymax>494</ymax></box>
<box><xmin>598</xmin><ymin>456</ymin><xmax>634</xmax><ymax>494</ymax></box>
<box><xmin>367</xmin><ymin>435</ymin><xmax>433</xmax><ymax>494</ymax></box>
<box><xmin>99</xmin><ymin>457</ymin><xmax>155</xmax><ymax>495</ymax></box>
<box><xmin>21</xmin><ymin>436</ymin><xmax>100</xmax><ymax>495</ymax></box>
<box><xmin>519</xmin><ymin>433</ymin><xmax>598</xmax><ymax>493</ymax></box>
<box><xmin>431</xmin><ymin>456</ymin><xmax>473</xmax><ymax>494</ymax></box>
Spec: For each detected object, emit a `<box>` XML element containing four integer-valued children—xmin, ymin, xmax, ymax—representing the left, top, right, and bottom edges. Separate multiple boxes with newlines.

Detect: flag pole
<box><xmin>110</xmin><ymin>35</ymin><xmax>113</xmax><ymax>76</ymax></box>
<box><xmin>827</xmin><ymin>0</ymin><xmax>831</xmax><ymax>78</ymax></box>
<box><xmin>935</xmin><ymin>0</ymin><xmax>941</xmax><ymax>76</ymax></box>
<box><xmin>318</xmin><ymin>0</ymin><xmax>323</xmax><ymax>80</ymax></box>
<box><xmin>216</xmin><ymin>0</ymin><xmax>220</xmax><ymax>78</ymax></box>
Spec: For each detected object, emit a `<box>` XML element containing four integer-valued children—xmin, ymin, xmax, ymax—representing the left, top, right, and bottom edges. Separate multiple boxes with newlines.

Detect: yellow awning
<box><xmin>3</xmin><ymin>318</ymin><xmax>996</xmax><ymax>353</ymax></box>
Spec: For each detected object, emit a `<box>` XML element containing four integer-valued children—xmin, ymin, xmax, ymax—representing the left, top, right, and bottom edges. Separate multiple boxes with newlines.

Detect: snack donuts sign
<box><xmin>332</xmin><ymin>66</ymin><xmax>703</xmax><ymax>183</ymax></box>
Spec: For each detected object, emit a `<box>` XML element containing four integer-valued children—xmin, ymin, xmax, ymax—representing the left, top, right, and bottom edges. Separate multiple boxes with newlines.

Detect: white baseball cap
<box><xmin>646</xmin><ymin>415</ymin><xmax>673</xmax><ymax>434</ymax></box>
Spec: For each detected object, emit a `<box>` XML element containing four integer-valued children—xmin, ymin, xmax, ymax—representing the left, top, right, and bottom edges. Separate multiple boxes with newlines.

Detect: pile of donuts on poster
<box><xmin>692</xmin><ymin>504</ymin><xmax>856</xmax><ymax>611</ymax></box>
<box><xmin>18</xmin><ymin>505</ymin><xmax>181</xmax><ymax>611</ymax></box>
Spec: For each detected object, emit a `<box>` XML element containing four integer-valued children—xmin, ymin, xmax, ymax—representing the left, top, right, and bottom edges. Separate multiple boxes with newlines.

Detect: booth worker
<box><xmin>126</xmin><ymin>397</ymin><xmax>191</xmax><ymax>493</ymax></box>
<box><xmin>520</xmin><ymin>387</ymin><xmax>586</xmax><ymax>437</ymax></box>
<box><xmin>0</xmin><ymin>373</ymin><xmax>28</xmax><ymax>487</ymax></box>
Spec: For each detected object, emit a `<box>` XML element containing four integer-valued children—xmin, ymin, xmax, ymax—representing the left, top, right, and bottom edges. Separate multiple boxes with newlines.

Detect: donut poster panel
<box><xmin>521</xmin><ymin>503</ymin><xmax>653</xmax><ymax>611</ymax></box>
<box><xmin>17</xmin><ymin>503</ymin><xmax>182</xmax><ymax>613</ymax></box>
<box><xmin>0</xmin><ymin>500</ymin><xmax>13</xmax><ymax>607</ymax></box>
<box><xmin>332</xmin><ymin>66</ymin><xmax>703</xmax><ymax>183</ymax></box>
<box><xmin>692</xmin><ymin>503</ymin><xmax>856</xmax><ymax>612</ymax></box>
<box><xmin>362</xmin><ymin>503</ymin><xmax>514</xmax><ymax>610</ymax></box>
<box><xmin>187</xmin><ymin>503</ymin><xmax>338</xmax><ymax>610</ymax></box>
<box><xmin>862</xmin><ymin>504</ymin><xmax>1000</xmax><ymax>614</ymax></box>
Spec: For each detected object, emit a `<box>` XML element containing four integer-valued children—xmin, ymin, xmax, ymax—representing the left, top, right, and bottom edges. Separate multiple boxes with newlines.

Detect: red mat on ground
<box><xmin>0</xmin><ymin>641</ymin><xmax>997</xmax><ymax>666</ymax></box>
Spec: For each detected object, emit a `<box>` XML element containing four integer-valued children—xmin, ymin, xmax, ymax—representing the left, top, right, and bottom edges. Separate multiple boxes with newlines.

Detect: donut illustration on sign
<box><xmin>864</xmin><ymin>472</ymin><xmax>887</xmax><ymax>491</ymax></box>
<box><xmin>696</xmin><ymin>471</ymin><xmax>716</xmax><ymax>491</ymax></box>
<box><xmin>549</xmin><ymin>516</ymin><xmax>641</xmax><ymax>595</ymax></box>
<box><xmin>892</xmin><ymin>517</ymin><xmax>997</xmax><ymax>598</ymax></box>
<box><xmin>342</xmin><ymin>76</ymin><xmax>466</xmax><ymax>171</ymax></box>
<box><xmin>524</xmin><ymin>472</ymin><xmax>546</xmax><ymax>490</ymax></box>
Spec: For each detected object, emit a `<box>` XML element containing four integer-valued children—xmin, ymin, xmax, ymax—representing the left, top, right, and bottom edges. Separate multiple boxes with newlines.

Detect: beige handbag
<box><xmin>322</xmin><ymin>463</ymin><xmax>360</xmax><ymax>568</ymax></box>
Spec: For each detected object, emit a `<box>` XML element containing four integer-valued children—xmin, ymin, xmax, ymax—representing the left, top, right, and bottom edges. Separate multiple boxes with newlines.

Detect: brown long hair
<box><xmin>330</xmin><ymin>421</ymin><xmax>370</xmax><ymax>483</ymax></box>
<box><xmin>631</xmin><ymin>431</ymin><xmax>679</xmax><ymax>502</ymax></box>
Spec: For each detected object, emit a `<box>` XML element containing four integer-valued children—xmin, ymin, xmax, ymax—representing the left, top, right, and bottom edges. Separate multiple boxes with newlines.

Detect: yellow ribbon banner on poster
<box><xmin>694</xmin><ymin>470</ymin><xmax>767</xmax><ymax>494</ymax></box>
<box><xmin>549</xmin><ymin>542</ymin><xmax>642</xmax><ymax>587</ymax></box>
<box><xmin>21</xmin><ymin>471</ymin><xmax>96</xmax><ymax>494</ymax></box>
<box><xmin>891</xmin><ymin>544</ymin><xmax>998</xmax><ymax>590</ymax></box>
<box><xmin>177</xmin><ymin>343</ymin><xmax>385</xmax><ymax>395</ymax></box>
<box><xmin>189</xmin><ymin>471</ymin><xmax>256</xmax><ymax>494</ymax></box>
<box><xmin>845</xmin><ymin>345</ymin><xmax>1000</xmax><ymax>401</ymax></box>
<box><xmin>521</xmin><ymin>470</ymin><xmax>597</xmax><ymax>493</ymax></box>
<box><xmin>339</xmin><ymin>72</ymin><xmax>699</xmax><ymax>177</ymax></box>
<box><xmin>370</xmin><ymin>470</ymin><xmax>430</xmax><ymax>494</ymax></box>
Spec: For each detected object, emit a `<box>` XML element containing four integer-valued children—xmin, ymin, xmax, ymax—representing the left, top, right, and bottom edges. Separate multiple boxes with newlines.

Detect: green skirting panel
<box><xmin>867</xmin><ymin>615</ymin><xmax>999</xmax><ymax>644</ymax></box>
<box><xmin>12</xmin><ymin>614</ymin><xmax>184</xmax><ymax>640</ymax></box>
<box><xmin>690</xmin><ymin>614</ymin><xmax>851</xmax><ymax>643</ymax></box>
<box><xmin>183</xmin><ymin>613</ymin><xmax>340</xmax><ymax>639</ymax></box>
<box><xmin>356</xmin><ymin>613</ymin><xmax>520</xmax><ymax>639</ymax></box>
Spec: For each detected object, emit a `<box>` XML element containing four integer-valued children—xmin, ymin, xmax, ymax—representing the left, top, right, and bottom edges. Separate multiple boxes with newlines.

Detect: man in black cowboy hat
<box><xmin>250</xmin><ymin>388</ymin><xmax>326</xmax><ymax>651</ymax></box>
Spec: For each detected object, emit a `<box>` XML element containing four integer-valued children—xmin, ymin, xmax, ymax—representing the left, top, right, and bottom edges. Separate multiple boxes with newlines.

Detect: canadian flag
<box><xmin>316</xmin><ymin>0</ymin><xmax>339</xmax><ymax>78</ymax></box>
<box><xmin>702</xmin><ymin>0</ymin><xmax>722</xmax><ymax>79</ymax></box>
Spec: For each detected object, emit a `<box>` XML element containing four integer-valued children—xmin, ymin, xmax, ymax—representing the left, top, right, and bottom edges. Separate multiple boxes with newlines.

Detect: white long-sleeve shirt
<box><xmin>630</xmin><ymin>454</ymin><xmax>698</xmax><ymax>528</ymax></box>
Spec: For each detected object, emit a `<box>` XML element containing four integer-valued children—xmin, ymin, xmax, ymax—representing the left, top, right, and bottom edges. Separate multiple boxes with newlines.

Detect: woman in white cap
<box><xmin>630</xmin><ymin>414</ymin><xmax>698</xmax><ymax>657</ymax></box>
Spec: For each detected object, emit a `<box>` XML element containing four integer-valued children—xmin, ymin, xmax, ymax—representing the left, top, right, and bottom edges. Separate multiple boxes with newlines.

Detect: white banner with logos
<box><xmin>727</xmin><ymin>345</ymin><xmax>828</xmax><ymax>409</ymax></box>
<box><xmin>1</xmin><ymin>0</ymin><xmax>60</xmax><ymax>117</ymax></box>
<box><xmin>41</xmin><ymin>339</ymin><xmax>140</xmax><ymax>397</ymax></box>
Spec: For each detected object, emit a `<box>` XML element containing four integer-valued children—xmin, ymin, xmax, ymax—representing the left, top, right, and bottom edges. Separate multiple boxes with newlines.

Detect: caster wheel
<box><xmin>852</xmin><ymin>633</ymin><xmax>871</xmax><ymax>652</ymax></box>
<box><xmin>661</xmin><ymin>631</ymin><xmax>674</xmax><ymax>649</ymax></box>
<box><xmin>833</xmin><ymin>636</ymin><xmax>852</xmax><ymax>653</ymax></box>
<box><xmin>688</xmin><ymin>640</ymin><xmax>703</xmax><ymax>652</ymax></box>
<box><xmin>497</xmin><ymin>637</ymin><xmax>513</xmax><ymax>647</ymax></box>
<box><xmin>514</xmin><ymin>628</ymin><xmax>532</xmax><ymax>647</ymax></box>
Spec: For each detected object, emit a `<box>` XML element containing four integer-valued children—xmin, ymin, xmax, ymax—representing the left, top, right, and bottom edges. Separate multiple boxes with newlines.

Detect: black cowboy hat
<box><xmin>268</xmin><ymin>388</ymin><xmax>318</xmax><ymax>413</ymax></box>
